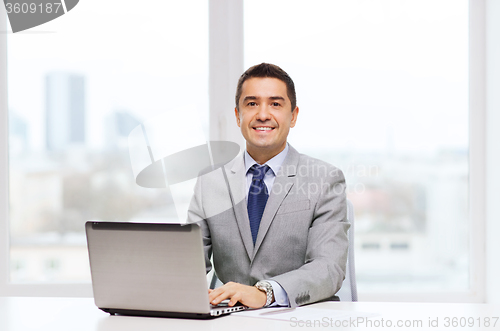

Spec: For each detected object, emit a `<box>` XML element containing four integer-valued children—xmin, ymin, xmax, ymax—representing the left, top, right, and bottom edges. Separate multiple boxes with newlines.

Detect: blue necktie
<box><xmin>247</xmin><ymin>164</ymin><xmax>270</xmax><ymax>245</ymax></box>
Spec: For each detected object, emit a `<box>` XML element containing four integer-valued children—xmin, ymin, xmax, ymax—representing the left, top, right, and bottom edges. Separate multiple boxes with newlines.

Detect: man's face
<box><xmin>235</xmin><ymin>77</ymin><xmax>299</xmax><ymax>160</ymax></box>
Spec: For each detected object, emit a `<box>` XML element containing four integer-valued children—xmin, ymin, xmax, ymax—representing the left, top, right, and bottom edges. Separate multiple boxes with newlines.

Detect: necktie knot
<box><xmin>250</xmin><ymin>164</ymin><xmax>270</xmax><ymax>182</ymax></box>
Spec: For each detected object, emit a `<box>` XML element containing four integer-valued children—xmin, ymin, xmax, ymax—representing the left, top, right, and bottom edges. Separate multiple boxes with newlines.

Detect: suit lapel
<box><xmin>252</xmin><ymin>146</ymin><xmax>299</xmax><ymax>259</ymax></box>
<box><xmin>225</xmin><ymin>154</ymin><xmax>254</xmax><ymax>260</ymax></box>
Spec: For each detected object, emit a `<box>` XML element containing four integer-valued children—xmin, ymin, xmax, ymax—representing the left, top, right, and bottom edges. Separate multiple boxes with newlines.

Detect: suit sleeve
<box><xmin>269</xmin><ymin>169</ymin><xmax>349</xmax><ymax>307</ymax></box>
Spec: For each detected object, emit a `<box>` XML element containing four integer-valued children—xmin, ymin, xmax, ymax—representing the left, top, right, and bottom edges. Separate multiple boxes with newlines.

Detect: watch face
<box><xmin>257</xmin><ymin>282</ymin><xmax>269</xmax><ymax>292</ymax></box>
<box><xmin>256</xmin><ymin>281</ymin><xmax>273</xmax><ymax>307</ymax></box>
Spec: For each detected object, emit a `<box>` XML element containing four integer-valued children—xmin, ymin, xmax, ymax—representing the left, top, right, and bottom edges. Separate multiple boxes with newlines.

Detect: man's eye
<box><xmin>248</xmin><ymin>102</ymin><xmax>257</xmax><ymax>106</ymax></box>
<box><xmin>272</xmin><ymin>102</ymin><xmax>281</xmax><ymax>107</ymax></box>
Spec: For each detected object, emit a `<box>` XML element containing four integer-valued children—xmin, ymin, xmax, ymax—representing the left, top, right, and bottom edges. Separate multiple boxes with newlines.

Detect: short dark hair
<box><xmin>235</xmin><ymin>63</ymin><xmax>296</xmax><ymax>112</ymax></box>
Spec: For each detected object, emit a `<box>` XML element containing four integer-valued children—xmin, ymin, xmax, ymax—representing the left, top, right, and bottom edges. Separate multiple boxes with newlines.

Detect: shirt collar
<box><xmin>244</xmin><ymin>143</ymin><xmax>289</xmax><ymax>176</ymax></box>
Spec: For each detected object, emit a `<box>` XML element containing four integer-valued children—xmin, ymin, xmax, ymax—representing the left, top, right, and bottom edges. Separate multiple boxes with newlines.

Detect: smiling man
<box><xmin>188</xmin><ymin>63</ymin><xmax>349</xmax><ymax>308</ymax></box>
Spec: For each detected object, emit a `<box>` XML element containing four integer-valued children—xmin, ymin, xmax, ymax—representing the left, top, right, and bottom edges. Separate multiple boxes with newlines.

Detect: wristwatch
<box><xmin>254</xmin><ymin>280</ymin><xmax>274</xmax><ymax>307</ymax></box>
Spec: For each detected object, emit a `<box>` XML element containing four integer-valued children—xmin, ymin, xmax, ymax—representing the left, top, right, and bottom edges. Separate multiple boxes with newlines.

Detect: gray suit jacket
<box><xmin>187</xmin><ymin>145</ymin><xmax>349</xmax><ymax>307</ymax></box>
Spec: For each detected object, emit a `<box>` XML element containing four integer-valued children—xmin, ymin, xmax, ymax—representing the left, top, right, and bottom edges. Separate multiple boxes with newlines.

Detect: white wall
<box><xmin>486</xmin><ymin>0</ymin><xmax>500</xmax><ymax>304</ymax></box>
<box><xmin>0</xmin><ymin>0</ymin><xmax>10</xmax><ymax>294</ymax></box>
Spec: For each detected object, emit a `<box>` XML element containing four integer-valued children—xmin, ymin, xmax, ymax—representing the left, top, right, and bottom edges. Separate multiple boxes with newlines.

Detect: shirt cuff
<box><xmin>266</xmin><ymin>280</ymin><xmax>290</xmax><ymax>307</ymax></box>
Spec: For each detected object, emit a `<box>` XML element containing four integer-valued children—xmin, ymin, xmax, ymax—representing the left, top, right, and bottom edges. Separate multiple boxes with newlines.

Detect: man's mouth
<box><xmin>253</xmin><ymin>127</ymin><xmax>274</xmax><ymax>131</ymax></box>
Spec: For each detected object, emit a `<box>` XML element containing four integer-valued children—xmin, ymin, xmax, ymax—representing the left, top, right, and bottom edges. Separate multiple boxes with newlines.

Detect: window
<box><xmin>244</xmin><ymin>0</ymin><xmax>470</xmax><ymax>296</ymax></box>
<box><xmin>5</xmin><ymin>0</ymin><xmax>208</xmax><ymax>284</ymax></box>
<box><xmin>0</xmin><ymin>0</ymin><xmax>486</xmax><ymax>301</ymax></box>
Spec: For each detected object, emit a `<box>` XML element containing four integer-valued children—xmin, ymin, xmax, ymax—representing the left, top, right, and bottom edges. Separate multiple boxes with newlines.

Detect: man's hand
<box><xmin>208</xmin><ymin>282</ymin><xmax>266</xmax><ymax>308</ymax></box>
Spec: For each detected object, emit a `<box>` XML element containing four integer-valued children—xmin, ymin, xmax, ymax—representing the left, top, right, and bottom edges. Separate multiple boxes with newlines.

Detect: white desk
<box><xmin>1</xmin><ymin>297</ymin><xmax>499</xmax><ymax>331</ymax></box>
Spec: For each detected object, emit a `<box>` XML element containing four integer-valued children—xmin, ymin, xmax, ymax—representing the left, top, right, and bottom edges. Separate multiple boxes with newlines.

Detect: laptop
<box><xmin>85</xmin><ymin>221</ymin><xmax>247</xmax><ymax>319</ymax></box>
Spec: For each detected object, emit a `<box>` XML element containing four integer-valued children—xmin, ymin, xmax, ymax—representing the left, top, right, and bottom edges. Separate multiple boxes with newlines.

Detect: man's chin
<box><xmin>247</xmin><ymin>141</ymin><xmax>274</xmax><ymax>150</ymax></box>
<box><xmin>247</xmin><ymin>142</ymin><xmax>286</xmax><ymax>155</ymax></box>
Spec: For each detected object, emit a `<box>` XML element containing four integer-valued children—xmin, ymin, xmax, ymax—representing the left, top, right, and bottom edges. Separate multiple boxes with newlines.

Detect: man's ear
<box><xmin>290</xmin><ymin>107</ymin><xmax>299</xmax><ymax>128</ymax></box>
<box><xmin>235</xmin><ymin>107</ymin><xmax>241</xmax><ymax>127</ymax></box>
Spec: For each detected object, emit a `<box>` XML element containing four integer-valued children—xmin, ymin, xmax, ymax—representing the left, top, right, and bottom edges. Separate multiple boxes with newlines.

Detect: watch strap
<box><xmin>255</xmin><ymin>280</ymin><xmax>273</xmax><ymax>307</ymax></box>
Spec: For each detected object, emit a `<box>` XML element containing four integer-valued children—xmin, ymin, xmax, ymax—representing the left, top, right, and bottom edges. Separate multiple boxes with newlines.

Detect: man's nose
<box><xmin>255</xmin><ymin>106</ymin><xmax>271</xmax><ymax>121</ymax></box>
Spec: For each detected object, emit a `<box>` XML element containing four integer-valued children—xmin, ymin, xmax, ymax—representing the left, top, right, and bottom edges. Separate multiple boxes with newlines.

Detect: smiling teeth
<box><xmin>255</xmin><ymin>127</ymin><xmax>273</xmax><ymax>130</ymax></box>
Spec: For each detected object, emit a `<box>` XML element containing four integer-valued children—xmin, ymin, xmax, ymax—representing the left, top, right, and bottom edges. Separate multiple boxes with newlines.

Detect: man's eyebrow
<box><xmin>242</xmin><ymin>95</ymin><xmax>285</xmax><ymax>102</ymax></box>
<box><xmin>242</xmin><ymin>96</ymin><xmax>258</xmax><ymax>102</ymax></box>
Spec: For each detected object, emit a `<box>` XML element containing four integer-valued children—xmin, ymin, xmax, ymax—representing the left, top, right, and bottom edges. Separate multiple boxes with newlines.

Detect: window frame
<box><xmin>0</xmin><ymin>0</ymin><xmax>489</xmax><ymax>301</ymax></box>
